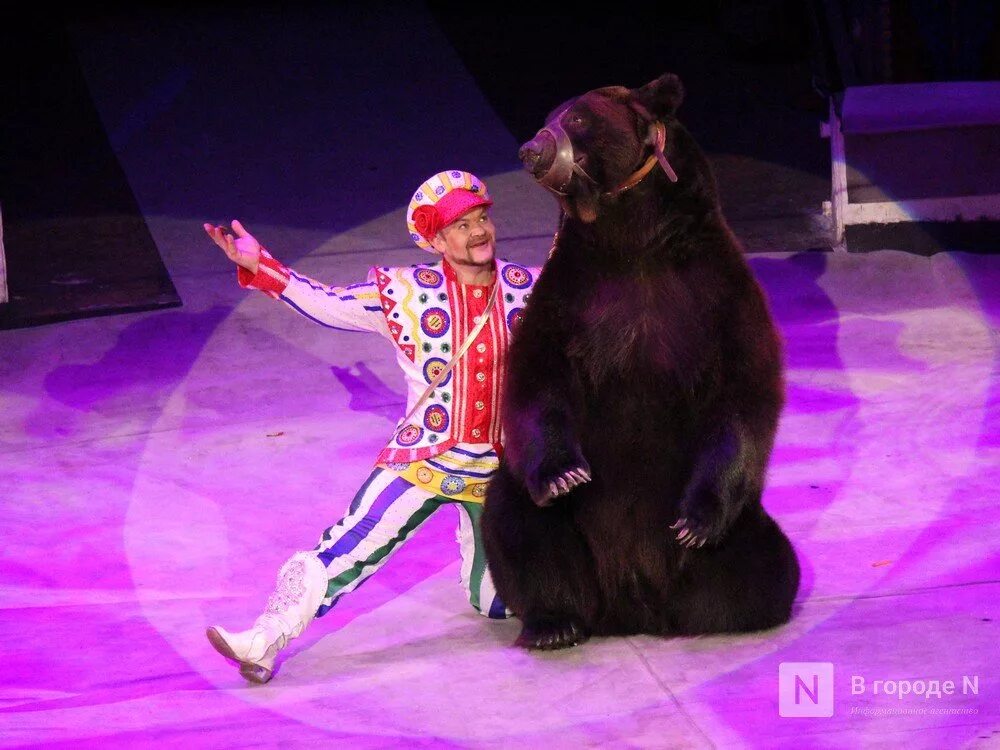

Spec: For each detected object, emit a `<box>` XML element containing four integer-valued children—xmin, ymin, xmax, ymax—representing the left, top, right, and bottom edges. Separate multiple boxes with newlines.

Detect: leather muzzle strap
<box><xmin>612</xmin><ymin>121</ymin><xmax>678</xmax><ymax>194</ymax></box>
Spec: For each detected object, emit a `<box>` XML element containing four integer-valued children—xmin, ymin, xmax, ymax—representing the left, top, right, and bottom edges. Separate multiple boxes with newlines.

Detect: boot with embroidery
<box><xmin>206</xmin><ymin>552</ymin><xmax>328</xmax><ymax>683</ymax></box>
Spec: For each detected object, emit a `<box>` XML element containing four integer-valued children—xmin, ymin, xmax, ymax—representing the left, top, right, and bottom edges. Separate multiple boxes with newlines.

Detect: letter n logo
<box><xmin>779</xmin><ymin>662</ymin><xmax>834</xmax><ymax>717</ymax></box>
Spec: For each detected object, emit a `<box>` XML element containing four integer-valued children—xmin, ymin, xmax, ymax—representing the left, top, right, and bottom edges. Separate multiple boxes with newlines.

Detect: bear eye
<box><xmin>568</xmin><ymin>114</ymin><xmax>585</xmax><ymax>126</ymax></box>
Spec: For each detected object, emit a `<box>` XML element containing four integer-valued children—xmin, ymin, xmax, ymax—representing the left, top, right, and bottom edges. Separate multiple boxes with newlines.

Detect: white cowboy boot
<box><xmin>207</xmin><ymin>552</ymin><xmax>328</xmax><ymax>683</ymax></box>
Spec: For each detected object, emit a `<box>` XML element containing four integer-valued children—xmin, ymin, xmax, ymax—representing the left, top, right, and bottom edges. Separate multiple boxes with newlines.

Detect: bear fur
<box><xmin>481</xmin><ymin>72</ymin><xmax>800</xmax><ymax>650</ymax></box>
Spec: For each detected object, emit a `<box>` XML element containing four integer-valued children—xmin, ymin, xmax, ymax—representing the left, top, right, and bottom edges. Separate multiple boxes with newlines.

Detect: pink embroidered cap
<box><xmin>407</xmin><ymin>170</ymin><xmax>493</xmax><ymax>251</ymax></box>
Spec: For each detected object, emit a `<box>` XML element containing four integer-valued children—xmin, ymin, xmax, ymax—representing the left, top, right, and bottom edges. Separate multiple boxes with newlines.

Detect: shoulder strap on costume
<box><xmin>390</xmin><ymin>279</ymin><xmax>499</xmax><ymax>440</ymax></box>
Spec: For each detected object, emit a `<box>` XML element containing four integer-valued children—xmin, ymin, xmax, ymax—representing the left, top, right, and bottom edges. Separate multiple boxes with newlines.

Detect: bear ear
<box><xmin>632</xmin><ymin>72</ymin><xmax>685</xmax><ymax>118</ymax></box>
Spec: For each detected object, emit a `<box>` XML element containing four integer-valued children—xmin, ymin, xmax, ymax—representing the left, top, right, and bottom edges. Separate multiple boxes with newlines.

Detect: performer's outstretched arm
<box><xmin>204</xmin><ymin>220</ymin><xmax>388</xmax><ymax>335</ymax></box>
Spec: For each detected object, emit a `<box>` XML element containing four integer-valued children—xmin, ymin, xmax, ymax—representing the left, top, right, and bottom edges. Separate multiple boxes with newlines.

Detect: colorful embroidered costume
<box><xmin>239</xmin><ymin>249</ymin><xmax>538</xmax><ymax>617</ymax></box>
<box><xmin>206</xmin><ymin>170</ymin><xmax>543</xmax><ymax>683</ymax></box>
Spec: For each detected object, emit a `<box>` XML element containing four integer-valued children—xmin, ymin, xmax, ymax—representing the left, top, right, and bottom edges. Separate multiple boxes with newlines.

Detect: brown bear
<box><xmin>480</xmin><ymin>72</ymin><xmax>800</xmax><ymax>650</ymax></box>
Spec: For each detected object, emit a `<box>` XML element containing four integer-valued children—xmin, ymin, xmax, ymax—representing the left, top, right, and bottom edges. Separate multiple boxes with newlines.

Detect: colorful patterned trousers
<box><xmin>310</xmin><ymin>466</ymin><xmax>509</xmax><ymax>619</ymax></box>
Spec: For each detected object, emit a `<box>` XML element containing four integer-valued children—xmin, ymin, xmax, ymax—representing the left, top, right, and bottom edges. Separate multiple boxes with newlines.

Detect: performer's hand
<box><xmin>203</xmin><ymin>219</ymin><xmax>261</xmax><ymax>275</ymax></box>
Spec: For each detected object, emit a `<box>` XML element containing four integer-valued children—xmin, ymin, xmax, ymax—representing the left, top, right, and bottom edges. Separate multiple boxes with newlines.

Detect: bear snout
<box><xmin>518</xmin><ymin>132</ymin><xmax>556</xmax><ymax>177</ymax></box>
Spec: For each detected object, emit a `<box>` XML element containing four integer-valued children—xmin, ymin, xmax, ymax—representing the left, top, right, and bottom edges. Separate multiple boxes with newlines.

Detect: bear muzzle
<box><xmin>518</xmin><ymin>132</ymin><xmax>557</xmax><ymax>179</ymax></box>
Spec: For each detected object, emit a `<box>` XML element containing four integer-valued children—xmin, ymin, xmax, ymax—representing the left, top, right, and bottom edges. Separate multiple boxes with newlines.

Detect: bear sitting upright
<box><xmin>481</xmin><ymin>72</ymin><xmax>800</xmax><ymax>650</ymax></box>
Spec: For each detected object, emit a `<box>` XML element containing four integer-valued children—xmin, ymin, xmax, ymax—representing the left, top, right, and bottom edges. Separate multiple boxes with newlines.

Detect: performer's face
<box><xmin>431</xmin><ymin>207</ymin><xmax>496</xmax><ymax>272</ymax></box>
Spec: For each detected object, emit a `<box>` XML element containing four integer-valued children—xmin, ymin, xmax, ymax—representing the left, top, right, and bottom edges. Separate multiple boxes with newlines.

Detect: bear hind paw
<box><xmin>515</xmin><ymin>617</ymin><xmax>590</xmax><ymax>651</ymax></box>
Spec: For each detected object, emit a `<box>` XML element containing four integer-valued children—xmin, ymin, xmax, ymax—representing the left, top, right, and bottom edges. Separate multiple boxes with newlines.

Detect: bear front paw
<box><xmin>669</xmin><ymin>515</ymin><xmax>720</xmax><ymax>549</ymax></box>
<box><xmin>529</xmin><ymin>463</ymin><xmax>592</xmax><ymax>507</ymax></box>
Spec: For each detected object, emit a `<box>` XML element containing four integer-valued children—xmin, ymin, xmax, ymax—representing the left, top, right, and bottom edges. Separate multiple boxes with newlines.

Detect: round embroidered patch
<box><xmin>471</xmin><ymin>483</ymin><xmax>488</xmax><ymax>498</ymax></box>
<box><xmin>415</xmin><ymin>268</ymin><xmax>443</xmax><ymax>289</ymax></box>
<box><xmin>416</xmin><ymin>467</ymin><xmax>433</xmax><ymax>484</ymax></box>
<box><xmin>396</xmin><ymin>425</ymin><xmax>424</xmax><ymax>446</ymax></box>
<box><xmin>440</xmin><ymin>475</ymin><xmax>466</xmax><ymax>496</ymax></box>
<box><xmin>502</xmin><ymin>264</ymin><xmax>532</xmax><ymax>289</ymax></box>
<box><xmin>423</xmin><ymin>404</ymin><xmax>449</xmax><ymax>432</ymax></box>
<box><xmin>506</xmin><ymin>307</ymin><xmax>525</xmax><ymax>332</ymax></box>
<box><xmin>421</xmin><ymin>308</ymin><xmax>450</xmax><ymax>338</ymax></box>
<box><xmin>423</xmin><ymin>357</ymin><xmax>452</xmax><ymax>386</ymax></box>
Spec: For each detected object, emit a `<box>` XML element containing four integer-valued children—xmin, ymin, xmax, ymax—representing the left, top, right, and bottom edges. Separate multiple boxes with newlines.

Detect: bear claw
<box><xmin>670</xmin><ymin>517</ymin><xmax>709</xmax><ymax>548</ymax></box>
<box><xmin>538</xmin><ymin>466</ymin><xmax>591</xmax><ymax>505</ymax></box>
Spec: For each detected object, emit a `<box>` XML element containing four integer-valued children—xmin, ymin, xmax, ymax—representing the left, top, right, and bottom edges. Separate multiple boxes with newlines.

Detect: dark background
<box><xmin>2</xmin><ymin>0</ymin><xmax>997</xmax><ymax>329</ymax></box>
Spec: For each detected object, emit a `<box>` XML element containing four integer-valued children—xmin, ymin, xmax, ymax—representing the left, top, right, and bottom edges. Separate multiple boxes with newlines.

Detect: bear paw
<box><xmin>515</xmin><ymin>617</ymin><xmax>590</xmax><ymax>651</ymax></box>
<box><xmin>670</xmin><ymin>516</ymin><xmax>715</xmax><ymax>548</ymax></box>
<box><xmin>530</xmin><ymin>464</ymin><xmax>592</xmax><ymax>507</ymax></box>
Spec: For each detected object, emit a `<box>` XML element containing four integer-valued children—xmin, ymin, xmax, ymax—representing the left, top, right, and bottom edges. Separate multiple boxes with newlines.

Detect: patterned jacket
<box><xmin>239</xmin><ymin>251</ymin><xmax>539</xmax><ymax>464</ymax></box>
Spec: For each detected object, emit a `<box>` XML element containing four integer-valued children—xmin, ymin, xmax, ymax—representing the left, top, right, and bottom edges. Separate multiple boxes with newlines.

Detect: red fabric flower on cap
<box><xmin>412</xmin><ymin>204</ymin><xmax>442</xmax><ymax>242</ymax></box>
